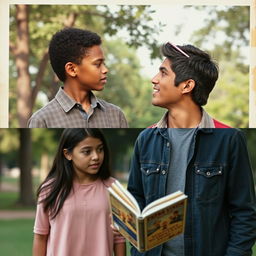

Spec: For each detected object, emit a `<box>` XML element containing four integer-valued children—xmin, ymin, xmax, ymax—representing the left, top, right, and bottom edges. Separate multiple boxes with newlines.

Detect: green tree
<box><xmin>182</xmin><ymin>6</ymin><xmax>249</xmax><ymax>126</ymax></box>
<box><xmin>9</xmin><ymin>5</ymin><xmax>162</xmax><ymax>127</ymax></box>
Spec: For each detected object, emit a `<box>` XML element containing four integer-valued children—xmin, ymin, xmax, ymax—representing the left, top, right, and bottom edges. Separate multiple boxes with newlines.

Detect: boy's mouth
<box><xmin>152</xmin><ymin>86</ymin><xmax>160</xmax><ymax>95</ymax></box>
<box><xmin>100</xmin><ymin>77</ymin><xmax>107</xmax><ymax>84</ymax></box>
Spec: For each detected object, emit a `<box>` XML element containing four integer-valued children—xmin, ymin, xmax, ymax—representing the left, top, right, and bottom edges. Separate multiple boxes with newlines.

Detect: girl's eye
<box><xmin>97</xmin><ymin>147</ymin><xmax>104</xmax><ymax>153</ymax></box>
<box><xmin>81</xmin><ymin>150</ymin><xmax>91</xmax><ymax>155</ymax></box>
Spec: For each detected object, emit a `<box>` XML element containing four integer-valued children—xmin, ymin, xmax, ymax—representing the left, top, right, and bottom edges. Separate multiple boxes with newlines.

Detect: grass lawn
<box><xmin>0</xmin><ymin>191</ymin><xmax>35</xmax><ymax>211</ymax></box>
<box><xmin>0</xmin><ymin>219</ymin><xmax>34</xmax><ymax>256</ymax></box>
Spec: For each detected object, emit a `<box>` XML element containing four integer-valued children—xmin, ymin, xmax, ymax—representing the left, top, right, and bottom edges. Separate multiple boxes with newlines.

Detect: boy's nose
<box><xmin>151</xmin><ymin>74</ymin><xmax>159</xmax><ymax>84</ymax></box>
<box><xmin>102</xmin><ymin>65</ymin><xmax>108</xmax><ymax>74</ymax></box>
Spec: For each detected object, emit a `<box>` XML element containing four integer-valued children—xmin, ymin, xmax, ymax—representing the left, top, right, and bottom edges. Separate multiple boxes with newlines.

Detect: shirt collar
<box><xmin>154</xmin><ymin>108</ymin><xmax>215</xmax><ymax>129</ymax></box>
<box><xmin>55</xmin><ymin>87</ymin><xmax>105</xmax><ymax>113</ymax></box>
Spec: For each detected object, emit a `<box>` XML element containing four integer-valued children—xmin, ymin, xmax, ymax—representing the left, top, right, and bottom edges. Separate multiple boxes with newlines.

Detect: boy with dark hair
<box><xmin>150</xmin><ymin>42</ymin><xmax>229</xmax><ymax>128</ymax></box>
<box><xmin>28</xmin><ymin>28</ymin><xmax>128</xmax><ymax>128</ymax></box>
<box><xmin>125</xmin><ymin>43</ymin><xmax>256</xmax><ymax>256</ymax></box>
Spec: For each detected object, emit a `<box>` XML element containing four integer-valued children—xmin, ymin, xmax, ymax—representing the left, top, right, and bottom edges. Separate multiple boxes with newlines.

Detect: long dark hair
<box><xmin>37</xmin><ymin>128</ymin><xmax>111</xmax><ymax>219</ymax></box>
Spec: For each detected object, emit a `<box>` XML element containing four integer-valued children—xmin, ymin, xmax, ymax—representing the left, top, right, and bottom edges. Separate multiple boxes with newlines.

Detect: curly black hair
<box><xmin>161</xmin><ymin>43</ymin><xmax>219</xmax><ymax>106</ymax></box>
<box><xmin>49</xmin><ymin>28</ymin><xmax>102</xmax><ymax>82</ymax></box>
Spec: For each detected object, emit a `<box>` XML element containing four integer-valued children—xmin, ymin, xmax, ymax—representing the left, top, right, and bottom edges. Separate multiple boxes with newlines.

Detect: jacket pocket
<box><xmin>140</xmin><ymin>163</ymin><xmax>161</xmax><ymax>201</ymax></box>
<box><xmin>194</xmin><ymin>165</ymin><xmax>223</xmax><ymax>202</ymax></box>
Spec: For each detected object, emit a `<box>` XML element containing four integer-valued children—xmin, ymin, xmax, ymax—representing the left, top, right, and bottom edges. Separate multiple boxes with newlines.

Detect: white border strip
<box><xmin>249</xmin><ymin>0</ymin><xmax>256</xmax><ymax>127</ymax></box>
<box><xmin>7</xmin><ymin>0</ymin><xmax>252</xmax><ymax>5</ymax></box>
<box><xmin>0</xmin><ymin>0</ymin><xmax>9</xmax><ymax>128</ymax></box>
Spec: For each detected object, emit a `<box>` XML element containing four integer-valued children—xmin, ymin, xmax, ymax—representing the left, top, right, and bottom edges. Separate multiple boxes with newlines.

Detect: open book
<box><xmin>108</xmin><ymin>180</ymin><xmax>187</xmax><ymax>252</ymax></box>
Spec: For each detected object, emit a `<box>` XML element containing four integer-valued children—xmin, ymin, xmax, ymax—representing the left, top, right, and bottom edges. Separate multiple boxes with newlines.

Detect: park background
<box><xmin>0</xmin><ymin>128</ymin><xmax>256</xmax><ymax>255</ymax></box>
<box><xmin>9</xmin><ymin>4</ymin><xmax>250</xmax><ymax>128</ymax></box>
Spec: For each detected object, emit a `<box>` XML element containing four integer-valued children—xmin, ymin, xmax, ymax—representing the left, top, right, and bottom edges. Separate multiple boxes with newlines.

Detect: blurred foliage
<box><xmin>182</xmin><ymin>6</ymin><xmax>249</xmax><ymax>127</ymax></box>
<box><xmin>0</xmin><ymin>129</ymin><xmax>143</xmax><ymax>175</ymax></box>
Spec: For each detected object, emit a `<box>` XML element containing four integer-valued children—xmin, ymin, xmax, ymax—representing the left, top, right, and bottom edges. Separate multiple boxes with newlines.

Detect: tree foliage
<box><xmin>182</xmin><ymin>6</ymin><xmax>250</xmax><ymax>126</ymax></box>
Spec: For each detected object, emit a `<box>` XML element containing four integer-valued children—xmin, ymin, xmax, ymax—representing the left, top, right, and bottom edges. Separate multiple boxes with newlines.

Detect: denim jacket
<box><xmin>127</xmin><ymin>128</ymin><xmax>256</xmax><ymax>256</ymax></box>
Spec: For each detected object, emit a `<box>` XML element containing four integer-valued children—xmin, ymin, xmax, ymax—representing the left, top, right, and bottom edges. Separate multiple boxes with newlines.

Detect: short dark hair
<box><xmin>49</xmin><ymin>28</ymin><xmax>102</xmax><ymax>82</ymax></box>
<box><xmin>161</xmin><ymin>43</ymin><xmax>219</xmax><ymax>106</ymax></box>
<box><xmin>37</xmin><ymin>128</ymin><xmax>111</xmax><ymax>219</ymax></box>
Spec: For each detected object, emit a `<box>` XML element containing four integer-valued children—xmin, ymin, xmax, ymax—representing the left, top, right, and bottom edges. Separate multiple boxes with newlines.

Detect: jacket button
<box><xmin>197</xmin><ymin>170</ymin><xmax>200</xmax><ymax>173</ymax></box>
<box><xmin>162</xmin><ymin>170</ymin><xmax>166</xmax><ymax>175</ymax></box>
<box><xmin>167</xmin><ymin>142</ymin><xmax>170</xmax><ymax>147</ymax></box>
<box><xmin>146</xmin><ymin>170</ymin><xmax>149</xmax><ymax>174</ymax></box>
<box><xmin>206</xmin><ymin>171</ymin><xmax>211</xmax><ymax>176</ymax></box>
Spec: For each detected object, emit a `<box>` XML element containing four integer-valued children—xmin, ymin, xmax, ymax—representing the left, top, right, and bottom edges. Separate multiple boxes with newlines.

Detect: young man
<box><xmin>28</xmin><ymin>28</ymin><xmax>128</xmax><ymax>128</ymax></box>
<box><xmin>150</xmin><ymin>42</ymin><xmax>229</xmax><ymax>128</ymax></box>
<box><xmin>127</xmin><ymin>128</ymin><xmax>256</xmax><ymax>256</ymax></box>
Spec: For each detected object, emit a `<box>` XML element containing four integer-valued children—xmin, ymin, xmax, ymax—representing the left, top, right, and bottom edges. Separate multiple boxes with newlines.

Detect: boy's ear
<box><xmin>181</xmin><ymin>79</ymin><xmax>195</xmax><ymax>94</ymax></box>
<box><xmin>63</xmin><ymin>149</ymin><xmax>72</xmax><ymax>161</ymax></box>
<box><xmin>65</xmin><ymin>62</ymin><xmax>77</xmax><ymax>78</ymax></box>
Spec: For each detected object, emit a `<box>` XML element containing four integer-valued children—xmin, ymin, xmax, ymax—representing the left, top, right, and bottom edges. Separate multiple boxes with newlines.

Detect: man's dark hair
<box><xmin>161</xmin><ymin>43</ymin><xmax>219</xmax><ymax>106</ymax></box>
<box><xmin>48</xmin><ymin>28</ymin><xmax>102</xmax><ymax>82</ymax></box>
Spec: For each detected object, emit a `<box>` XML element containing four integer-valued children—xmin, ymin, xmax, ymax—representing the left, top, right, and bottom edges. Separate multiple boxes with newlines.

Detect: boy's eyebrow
<box><xmin>92</xmin><ymin>58</ymin><xmax>105</xmax><ymax>63</ymax></box>
<box><xmin>159</xmin><ymin>66</ymin><xmax>168</xmax><ymax>73</ymax></box>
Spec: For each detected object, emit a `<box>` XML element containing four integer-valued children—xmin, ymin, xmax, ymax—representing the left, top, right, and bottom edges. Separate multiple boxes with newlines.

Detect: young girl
<box><xmin>33</xmin><ymin>128</ymin><xmax>126</xmax><ymax>256</ymax></box>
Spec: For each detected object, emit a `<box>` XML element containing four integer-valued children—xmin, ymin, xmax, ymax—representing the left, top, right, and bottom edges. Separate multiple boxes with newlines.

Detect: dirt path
<box><xmin>0</xmin><ymin>210</ymin><xmax>35</xmax><ymax>220</ymax></box>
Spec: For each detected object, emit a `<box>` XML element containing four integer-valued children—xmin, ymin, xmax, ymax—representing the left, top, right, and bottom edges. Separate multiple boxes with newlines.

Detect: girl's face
<box><xmin>64</xmin><ymin>136</ymin><xmax>104</xmax><ymax>184</ymax></box>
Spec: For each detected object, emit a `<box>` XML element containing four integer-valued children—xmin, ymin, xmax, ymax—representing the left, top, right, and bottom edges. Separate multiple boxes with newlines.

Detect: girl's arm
<box><xmin>114</xmin><ymin>242</ymin><xmax>126</xmax><ymax>256</ymax></box>
<box><xmin>33</xmin><ymin>233</ymin><xmax>48</xmax><ymax>256</ymax></box>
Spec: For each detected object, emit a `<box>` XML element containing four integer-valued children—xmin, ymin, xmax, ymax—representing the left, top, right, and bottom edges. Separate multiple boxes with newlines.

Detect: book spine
<box><xmin>138</xmin><ymin>217</ymin><xmax>145</xmax><ymax>252</ymax></box>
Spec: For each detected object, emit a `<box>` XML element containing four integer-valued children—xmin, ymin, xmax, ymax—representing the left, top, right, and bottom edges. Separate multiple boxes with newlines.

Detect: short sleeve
<box><xmin>119</xmin><ymin>110</ymin><xmax>129</xmax><ymax>128</ymax></box>
<box><xmin>34</xmin><ymin>191</ymin><xmax>50</xmax><ymax>235</ymax></box>
<box><xmin>33</xmin><ymin>200</ymin><xmax>50</xmax><ymax>235</ymax></box>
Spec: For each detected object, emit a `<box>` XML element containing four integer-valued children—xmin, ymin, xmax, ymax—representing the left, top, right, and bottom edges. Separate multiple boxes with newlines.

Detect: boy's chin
<box><xmin>152</xmin><ymin>100</ymin><xmax>166</xmax><ymax>109</ymax></box>
<box><xmin>93</xmin><ymin>86</ymin><xmax>104</xmax><ymax>91</ymax></box>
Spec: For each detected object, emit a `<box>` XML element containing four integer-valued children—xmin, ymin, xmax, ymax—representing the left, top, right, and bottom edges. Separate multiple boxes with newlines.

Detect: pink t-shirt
<box><xmin>34</xmin><ymin>177</ymin><xmax>125</xmax><ymax>256</ymax></box>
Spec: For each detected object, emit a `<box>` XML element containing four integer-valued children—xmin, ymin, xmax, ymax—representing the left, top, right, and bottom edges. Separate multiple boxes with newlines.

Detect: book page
<box><xmin>142</xmin><ymin>191</ymin><xmax>184</xmax><ymax>215</ymax></box>
<box><xmin>112</xmin><ymin>180</ymin><xmax>141</xmax><ymax>213</ymax></box>
<box><xmin>144</xmin><ymin>198</ymin><xmax>187</xmax><ymax>251</ymax></box>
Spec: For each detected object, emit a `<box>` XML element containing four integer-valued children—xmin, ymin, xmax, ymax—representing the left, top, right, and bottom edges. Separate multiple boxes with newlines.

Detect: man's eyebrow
<box><xmin>159</xmin><ymin>66</ymin><xmax>168</xmax><ymax>73</ymax></box>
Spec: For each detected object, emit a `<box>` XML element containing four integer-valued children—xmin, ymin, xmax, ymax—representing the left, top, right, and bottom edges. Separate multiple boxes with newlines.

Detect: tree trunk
<box><xmin>15</xmin><ymin>5</ymin><xmax>32</xmax><ymax>128</ymax></box>
<box><xmin>18</xmin><ymin>129</ymin><xmax>34</xmax><ymax>206</ymax></box>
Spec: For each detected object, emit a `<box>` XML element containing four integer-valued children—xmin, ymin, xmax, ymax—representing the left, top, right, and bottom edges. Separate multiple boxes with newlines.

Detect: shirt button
<box><xmin>162</xmin><ymin>170</ymin><xmax>166</xmax><ymax>175</ymax></box>
<box><xmin>197</xmin><ymin>170</ymin><xmax>200</xmax><ymax>173</ymax></box>
<box><xmin>146</xmin><ymin>170</ymin><xmax>149</xmax><ymax>174</ymax></box>
<box><xmin>206</xmin><ymin>171</ymin><xmax>211</xmax><ymax>176</ymax></box>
